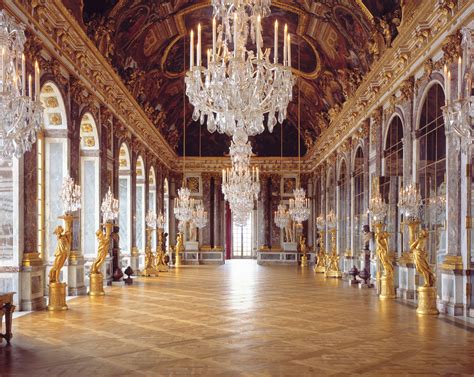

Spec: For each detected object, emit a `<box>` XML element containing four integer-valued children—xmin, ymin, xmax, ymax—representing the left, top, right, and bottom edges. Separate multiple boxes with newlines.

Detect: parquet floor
<box><xmin>1</xmin><ymin>260</ymin><xmax>474</xmax><ymax>376</ymax></box>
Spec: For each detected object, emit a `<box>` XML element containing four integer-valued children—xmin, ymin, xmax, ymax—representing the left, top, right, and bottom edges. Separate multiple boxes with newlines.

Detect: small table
<box><xmin>0</xmin><ymin>292</ymin><xmax>15</xmax><ymax>345</ymax></box>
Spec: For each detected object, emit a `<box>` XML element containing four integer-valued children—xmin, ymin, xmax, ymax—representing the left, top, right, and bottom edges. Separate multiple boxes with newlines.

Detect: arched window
<box><xmin>338</xmin><ymin>160</ymin><xmax>349</xmax><ymax>254</ymax></box>
<box><xmin>417</xmin><ymin>83</ymin><xmax>446</xmax><ymax>263</ymax></box>
<box><xmin>149</xmin><ymin>167</ymin><xmax>157</xmax><ymax>249</ymax></box>
<box><xmin>119</xmin><ymin>143</ymin><xmax>132</xmax><ymax>267</ymax></box>
<box><xmin>38</xmin><ymin>82</ymin><xmax>69</xmax><ymax>273</ymax></box>
<box><xmin>327</xmin><ymin>167</ymin><xmax>336</xmax><ymax>214</ymax></box>
<box><xmin>80</xmin><ymin>113</ymin><xmax>100</xmax><ymax>265</ymax></box>
<box><xmin>353</xmin><ymin>147</ymin><xmax>365</xmax><ymax>251</ymax></box>
<box><xmin>136</xmin><ymin>155</ymin><xmax>146</xmax><ymax>268</ymax></box>
<box><xmin>163</xmin><ymin>178</ymin><xmax>170</xmax><ymax>250</ymax></box>
<box><xmin>382</xmin><ymin>115</ymin><xmax>404</xmax><ymax>253</ymax></box>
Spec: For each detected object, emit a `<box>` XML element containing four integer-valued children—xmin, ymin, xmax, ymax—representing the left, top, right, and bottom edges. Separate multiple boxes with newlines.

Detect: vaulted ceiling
<box><xmin>67</xmin><ymin>0</ymin><xmax>401</xmax><ymax>157</ymax></box>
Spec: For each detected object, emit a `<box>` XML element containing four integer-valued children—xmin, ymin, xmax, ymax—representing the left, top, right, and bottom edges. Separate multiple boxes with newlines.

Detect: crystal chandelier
<box><xmin>274</xmin><ymin>203</ymin><xmax>290</xmax><ymax>229</ymax></box>
<box><xmin>156</xmin><ymin>211</ymin><xmax>166</xmax><ymax>230</ymax></box>
<box><xmin>326</xmin><ymin>209</ymin><xmax>337</xmax><ymax>229</ymax></box>
<box><xmin>145</xmin><ymin>210</ymin><xmax>157</xmax><ymax>228</ymax></box>
<box><xmin>398</xmin><ymin>183</ymin><xmax>422</xmax><ymax>220</ymax></box>
<box><xmin>0</xmin><ymin>10</ymin><xmax>43</xmax><ymax>160</ymax></box>
<box><xmin>289</xmin><ymin>187</ymin><xmax>310</xmax><ymax>225</ymax></box>
<box><xmin>368</xmin><ymin>191</ymin><xmax>388</xmax><ymax>224</ymax></box>
<box><xmin>101</xmin><ymin>187</ymin><xmax>119</xmax><ymax>223</ymax></box>
<box><xmin>193</xmin><ymin>200</ymin><xmax>208</xmax><ymax>229</ymax></box>
<box><xmin>316</xmin><ymin>214</ymin><xmax>325</xmax><ymax>229</ymax></box>
<box><xmin>185</xmin><ymin>0</ymin><xmax>294</xmax><ymax>136</ymax></box>
<box><xmin>60</xmin><ymin>174</ymin><xmax>81</xmax><ymax>214</ymax></box>
<box><xmin>174</xmin><ymin>186</ymin><xmax>195</xmax><ymax>223</ymax></box>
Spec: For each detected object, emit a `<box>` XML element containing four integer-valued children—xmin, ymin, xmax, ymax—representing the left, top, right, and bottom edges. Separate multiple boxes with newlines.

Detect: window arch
<box><xmin>38</xmin><ymin>82</ymin><xmax>69</xmax><ymax>268</ymax></box>
<box><xmin>338</xmin><ymin>159</ymin><xmax>349</xmax><ymax>254</ymax></box>
<box><xmin>384</xmin><ymin>115</ymin><xmax>404</xmax><ymax>177</ymax></box>
<box><xmin>148</xmin><ymin>166</ymin><xmax>157</xmax><ymax>250</ymax></box>
<box><xmin>80</xmin><ymin>113</ymin><xmax>100</xmax><ymax>264</ymax></box>
<box><xmin>163</xmin><ymin>178</ymin><xmax>170</xmax><ymax>250</ymax></box>
<box><xmin>353</xmin><ymin>147</ymin><xmax>365</xmax><ymax>251</ymax></box>
<box><xmin>119</xmin><ymin>143</ymin><xmax>132</xmax><ymax>267</ymax></box>
<box><xmin>417</xmin><ymin>83</ymin><xmax>446</xmax><ymax>263</ymax></box>
<box><xmin>135</xmin><ymin>155</ymin><xmax>146</xmax><ymax>268</ymax></box>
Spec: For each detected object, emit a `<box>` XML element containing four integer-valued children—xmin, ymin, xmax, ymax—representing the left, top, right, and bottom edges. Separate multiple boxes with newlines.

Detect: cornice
<box><xmin>4</xmin><ymin>0</ymin><xmax>177</xmax><ymax>170</ymax></box>
<box><xmin>305</xmin><ymin>0</ymin><xmax>473</xmax><ymax>171</ymax></box>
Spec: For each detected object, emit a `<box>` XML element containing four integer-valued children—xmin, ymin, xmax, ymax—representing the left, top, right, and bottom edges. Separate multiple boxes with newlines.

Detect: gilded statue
<box><xmin>326</xmin><ymin>253</ymin><xmax>340</xmax><ymax>273</ymax></box>
<box><xmin>175</xmin><ymin>232</ymin><xmax>184</xmax><ymax>255</ymax></box>
<box><xmin>375</xmin><ymin>229</ymin><xmax>393</xmax><ymax>278</ymax></box>
<box><xmin>49</xmin><ymin>225</ymin><xmax>72</xmax><ymax>284</ymax></box>
<box><xmin>411</xmin><ymin>229</ymin><xmax>436</xmax><ymax>287</ymax></box>
<box><xmin>143</xmin><ymin>229</ymin><xmax>154</xmax><ymax>272</ymax></box>
<box><xmin>299</xmin><ymin>236</ymin><xmax>308</xmax><ymax>256</ymax></box>
<box><xmin>90</xmin><ymin>227</ymin><xmax>111</xmax><ymax>274</ymax></box>
<box><xmin>284</xmin><ymin>220</ymin><xmax>295</xmax><ymax>243</ymax></box>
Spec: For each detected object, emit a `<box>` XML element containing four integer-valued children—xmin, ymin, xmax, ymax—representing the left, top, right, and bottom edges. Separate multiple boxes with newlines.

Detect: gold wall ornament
<box><xmin>373</xmin><ymin>222</ymin><xmax>396</xmax><ymax>299</ymax></box>
<box><xmin>141</xmin><ymin>227</ymin><xmax>158</xmax><ymax>277</ymax></box>
<box><xmin>89</xmin><ymin>222</ymin><xmax>113</xmax><ymax>296</ymax></box>
<box><xmin>47</xmin><ymin>214</ymin><xmax>73</xmax><ymax>311</ymax></box>
<box><xmin>325</xmin><ymin>229</ymin><xmax>342</xmax><ymax>278</ymax></box>
<box><xmin>411</xmin><ymin>229</ymin><xmax>439</xmax><ymax>315</ymax></box>
<box><xmin>48</xmin><ymin>113</ymin><xmax>62</xmax><ymax>126</ymax></box>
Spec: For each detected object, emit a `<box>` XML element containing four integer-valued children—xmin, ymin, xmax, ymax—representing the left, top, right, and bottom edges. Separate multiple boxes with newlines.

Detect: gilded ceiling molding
<box><xmin>307</xmin><ymin>0</ymin><xmax>471</xmax><ymax>172</ymax></box>
<box><xmin>4</xmin><ymin>0</ymin><xmax>176</xmax><ymax>169</ymax></box>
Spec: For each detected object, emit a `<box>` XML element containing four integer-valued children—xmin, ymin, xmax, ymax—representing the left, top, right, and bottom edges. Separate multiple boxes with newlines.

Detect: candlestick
<box><xmin>212</xmin><ymin>17</ymin><xmax>216</xmax><ymax>61</ymax></box>
<box><xmin>257</xmin><ymin>15</ymin><xmax>261</xmax><ymax>60</ymax></box>
<box><xmin>21</xmin><ymin>53</ymin><xmax>25</xmax><ymax>96</ymax></box>
<box><xmin>274</xmin><ymin>20</ymin><xmax>278</xmax><ymax>64</ymax></box>
<box><xmin>458</xmin><ymin>56</ymin><xmax>462</xmax><ymax>100</ymax></box>
<box><xmin>197</xmin><ymin>24</ymin><xmax>201</xmax><ymax>66</ymax></box>
<box><xmin>447</xmin><ymin>69</ymin><xmax>451</xmax><ymax>102</ymax></box>
<box><xmin>234</xmin><ymin>13</ymin><xmax>238</xmax><ymax>58</ymax></box>
<box><xmin>190</xmin><ymin>30</ymin><xmax>194</xmax><ymax>68</ymax></box>
<box><xmin>35</xmin><ymin>60</ymin><xmax>39</xmax><ymax>101</ymax></box>
<box><xmin>28</xmin><ymin>74</ymin><xmax>32</xmax><ymax>99</ymax></box>
<box><xmin>283</xmin><ymin>24</ymin><xmax>288</xmax><ymax>66</ymax></box>
<box><xmin>287</xmin><ymin>34</ymin><xmax>291</xmax><ymax>68</ymax></box>
<box><xmin>443</xmin><ymin>64</ymin><xmax>448</xmax><ymax>105</ymax></box>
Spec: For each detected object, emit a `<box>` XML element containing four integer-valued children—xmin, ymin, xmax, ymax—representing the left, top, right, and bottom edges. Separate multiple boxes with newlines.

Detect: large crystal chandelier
<box><xmin>0</xmin><ymin>10</ymin><xmax>43</xmax><ymax>160</ymax></box>
<box><xmin>222</xmin><ymin>130</ymin><xmax>260</xmax><ymax>226</ymax></box>
<box><xmin>193</xmin><ymin>200</ymin><xmax>208</xmax><ymax>229</ymax></box>
<box><xmin>174</xmin><ymin>186</ymin><xmax>195</xmax><ymax>223</ymax></box>
<box><xmin>185</xmin><ymin>0</ymin><xmax>294</xmax><ymax>136</ymax></box>
<box><xmin>274</xmin><ymin>203</ymin><xmax>290</xmax><ymax>229</ymax></box>
<box><xmin>368</xmin><ymin>191</ymin><xmax>388</xmax><ymax>224</ymax></box>
<box><xmin>60</xmin><ymin>174</ymin><xmax>81</xmax><ymax>215</ymax></box>
<box><xmin>101</xmin><ymin>187</ymin><xmax>119</xmax><ymax>223</ymax></box>
<box><xmin>145</xmin><ymin>210</ymin><xmax>157</xmax><ymax>228</ymax></box>
<box><xmin>156</xmin><ymin>211</ymin><xmax>166</xmax><ymax>230</ymax></box>
<box><xmin>398</xmin><ymin>183</ymin><xmax>422</xmax><ymax>220</ymax></box>
<box><xmin>289</xmin><ymin>187</ymin><xmax>310</xmax><ymax>225</ymax></box>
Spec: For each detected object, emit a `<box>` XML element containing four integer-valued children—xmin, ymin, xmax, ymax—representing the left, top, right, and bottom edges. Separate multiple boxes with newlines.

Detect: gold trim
<box><xmin>354</xmin><ymin>0</ymin><xmax>374</xmax><ymax>21</ymax></box>
<box><xmin>22</xmin><ymin>253</ymin><xmax>44</xmax><ymax>267</ymax></box>
<box><xmin>439</xmin><ymin>255</ymin><xmax>463</xmax><ymax>271</ymax></box>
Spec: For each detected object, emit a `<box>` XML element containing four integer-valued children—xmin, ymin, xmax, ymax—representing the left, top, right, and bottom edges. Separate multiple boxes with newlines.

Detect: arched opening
<box><xmin>338</xmin><ymin>159</ymin><xmax>349</xmax><ymax>255</ymax></box>
<box><xmin>79</xmin><ymin>113</ymin><xmax>100</xmax><ymax>271</ymax></box>
<box><xmin>417</xmin><ymin>83</ymin><xmax>446</xmax><ymax>263</ymax></box>
<box><xmin>148</xmin><ymin>166</ymin><xmax>157</xmax><ymax>250</ymax></box>
<box><xmin>353</xmin><ymin>147</ymin><xmax>365</xmax><ymax>252</ymax></box>
<box><xmin>119</xmin><ymin>143</ymin><xmax>132</xmax><ymax>268</ymax></box>
<box><xmin>163</xmin><ymin>178</ymin><xmax>170</xmax><ymax>250</ymax></box>
<box><xmin>38</xmin><ymin>82</ymin><xmax>69</xmax><ymax>282</ymax></box>
<box><xmin>135</xmin><ymin>155</ymin><xmax>146</xmax><ymax>269</ymax></box>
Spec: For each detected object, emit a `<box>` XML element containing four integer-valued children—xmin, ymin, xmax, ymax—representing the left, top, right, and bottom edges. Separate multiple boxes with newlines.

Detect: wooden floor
<box><xmin>1</xmin><ymin>260</ymin><xmax>474</xmax><ymax>376</ymax></box>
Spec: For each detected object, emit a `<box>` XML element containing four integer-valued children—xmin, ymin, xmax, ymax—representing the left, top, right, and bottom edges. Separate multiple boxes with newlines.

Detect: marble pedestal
<box><xmin>438</xmin><ymin>264</ymin><xmax>465</xmax><ymax>316</ymax></box>
<box><xmin>397</xmin><ymin>257</ymin><xmax>416</xmax><ymax>300</ymax></box>
<box><xmin>282</xmin><ymin>242</ymin><xmax>297</xmax><ymax>252</ymax></box>
<box><xmin>184</xmin><ymin>241</ymin><xmax>200</xmax><ymax>265</ymax></box>
<box><xmin>20</xmin><ymin>264</ymin><xmax>46</xmax><ymax>311</ymax></box>
<box><xmin>67</xmin><ymin>254</ymin><xmax>87</xmax><ymax>296</ymax></box>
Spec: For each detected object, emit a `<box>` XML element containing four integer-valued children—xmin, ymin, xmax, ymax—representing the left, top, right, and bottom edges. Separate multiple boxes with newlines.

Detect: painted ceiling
<box><xmin>68</xmin><ymin>0</ymin><xmax>401</xmax><ymax>157</ymax></box>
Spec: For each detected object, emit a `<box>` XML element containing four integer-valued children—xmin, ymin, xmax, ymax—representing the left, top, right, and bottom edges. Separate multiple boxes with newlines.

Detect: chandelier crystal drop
<box><xmin>193</xmin><ymin>200</ymin><xmax>208</xmax><ymax>229</ymax></box>
<box><xmin>0</xmin><ymin>10</ymin><xmax>43</xmax><ymax>160</ymax></box>
<box><xmin>289</xmin><ymin>187</ymin><xmax>310</xmax><ymax>225</ymax></box>
<box><xmin>174</xmin><ymin>186</ymin><xmax>195</xmax><ymax>223</ymax></box>
<box><xmin>185</xmin><ymin>0</ymin><xmax>294</xmax><ymax>137</ymax></box>
<box><xmin>60</xmin><ymin>174</ymin><xmax>81</xmax><ymax>214</ymax></box>
<box><xmin>274</xmin><ymin>203</ymin><xmax>290</xmax><ymax>229</ymax></box>
<box><xmin>100</xmin><ymin>187</ymin><xmax>119</xmax><ymax>223</ymax></box>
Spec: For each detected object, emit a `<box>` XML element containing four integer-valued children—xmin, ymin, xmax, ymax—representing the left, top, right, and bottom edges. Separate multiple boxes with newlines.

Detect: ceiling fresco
<box><xmin>72</xmin><ymin>0</ymin><xmax>402</xmax><ymax>157</ymax></box>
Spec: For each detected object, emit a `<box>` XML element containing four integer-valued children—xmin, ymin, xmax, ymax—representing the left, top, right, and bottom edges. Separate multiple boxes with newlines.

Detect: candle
<box><xmin>257</xmin><ymin>15</ymin><xmax>261</xmax><ymax>60</ymax></box>
<box><xmin>34</xmin><ymin>60</ymin><xmax>39</xmax><ymax>101</ymax></box>
<box><xmin>212</xmin><ymin>17</ymin><xmax>216</xmax><ymax>61</ymax></box>
<box><xmin>287</xmin><ymin>34</ymin><xmax>291</xmax><ymax>68</ymax></box>
<box><xmin>28</xmin><ymin>74</ymin><xmax>32</xmax><ymax>99</ymax></box>
<box><xmin>283</xmin><ymin>24</ymin><xmax>288</xmax><ymax>66</ymax></box>
<box><xmin>197</xmin><ymin>24</ymin><xmax>201</xmax><ymax>66</ymax></box>
<box><xmin>458</xmin><ymin>55</ymin><xmax>462</xmax><ymax>100</ymax></box>
<box><xmin>21</xmin><ymin>53</ymin><xmax>25</xmax><ymax>96</ymax></box>
<box><xmin>190</xmin><ymin>30</ymin><xmax>194</xmax><ymax>68</ymax></box>
<box><xmin>234</xmin><ymin>13</ymin><xmax>238</xmax><ymax>57</ymax></box>
<box><xmin>447</xmin><ymin>69</ymin><xmax>451</xmax><ymax>102</ymax></box>
<box><xmin>274</xmin><ymin>20</ymin><xmax>278</xmax><ymax>64</ymax></box>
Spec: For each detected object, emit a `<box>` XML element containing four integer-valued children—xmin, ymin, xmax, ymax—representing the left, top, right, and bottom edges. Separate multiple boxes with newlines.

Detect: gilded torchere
<box><xmin>141</xmin><ymin>226</ymin><xmax>158</xmax><ymax>276</ymax></box>
<box><xmin>155</xmin><ymin>228</ymin><xmax>168</xmax><ymax>272</ymax></box>
<box><xmin>299</xmin><ymin>236</ymin><xmax>308</xmax><ymax>267</ymax></box>
<box><xmin>373</xmin><ymin>222</ymin><xmax>396</xmax><ymax>299</ymax></box>
<box><xmin>325</xmin><ymin>228</ymin><xmax>342</xmax><ymax>278</ymax></box>
<box><xmin>411</xmin><ymin>229</ymin><xmax>439</xmax><ymax>315</ymax></box>
<box><xmin>314</xmin><ymin>215</ymin><xmax>327</xmax><ymax>273</ymax></box>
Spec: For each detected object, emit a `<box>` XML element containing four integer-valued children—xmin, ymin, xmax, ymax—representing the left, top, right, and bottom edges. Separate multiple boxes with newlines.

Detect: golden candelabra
<box><xmin>89</xmin><ymin>222</ymin><xmax>113</xmax><ymax>296</ymax></box>
<box><xmin>47</xmin><ymin>214</ymin><xmax>73</xmax><ymax>311</ymax></box>
<box><xmin>141</xmin><ymin>227</ymin><xmax>158</xmax><ymax>276</ymax></box>
<box><xmin>155</xmin><ymin>228</ymin><xmax>168</xmax><ymax>272</ymax></box>
<box><xmin>325</xmin><ymin>228</ymin><xmax>341</xmax><ymax>278</ymax></box>
<box><xmin>314</xmin><ymin>230</ymin><xmax>327</xmax><ymax>273</ymax></box>
<box><xmin>373</xmin><ymin>222</ymin><xmax>396</xmax><ymax>299</ymax></box>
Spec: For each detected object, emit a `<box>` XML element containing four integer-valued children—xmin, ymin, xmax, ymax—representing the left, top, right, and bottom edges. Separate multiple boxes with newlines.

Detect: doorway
<box><xmin>232</xmin><ymin>212</ymin><xmax>253</xmax><ymax>258</ymax></box>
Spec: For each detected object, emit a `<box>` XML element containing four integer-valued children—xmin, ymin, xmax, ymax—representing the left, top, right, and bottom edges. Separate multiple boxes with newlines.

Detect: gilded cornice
<box><xmin>306</xmin><ymin>0</ymin><xmax>473</xmax><ymax>172</ymax></box>
<box><xmin>4</xmin><ymin>0</ymin><xmax>176</xmax><ymax>169</ymax></box>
